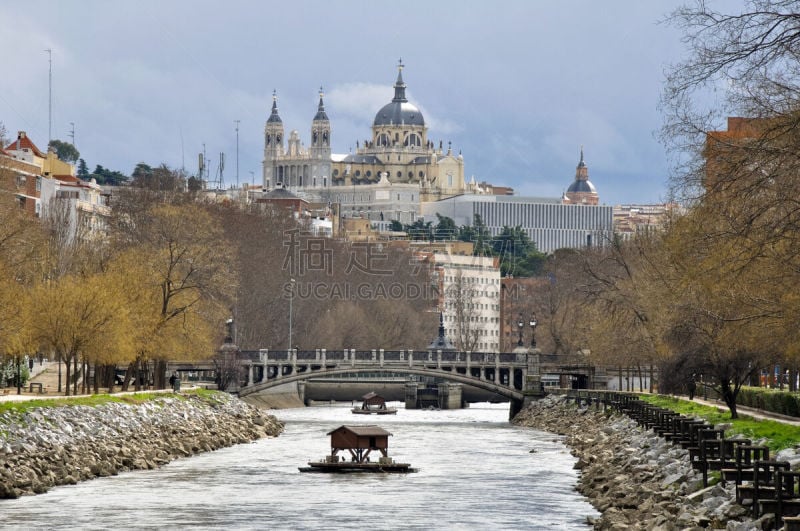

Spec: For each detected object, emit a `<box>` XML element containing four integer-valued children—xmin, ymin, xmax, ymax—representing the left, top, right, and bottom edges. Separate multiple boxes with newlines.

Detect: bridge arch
<box><xmin>239</xmin><ymin>366</ymin><xmax>525</xmax><ymax>402</ymax></box>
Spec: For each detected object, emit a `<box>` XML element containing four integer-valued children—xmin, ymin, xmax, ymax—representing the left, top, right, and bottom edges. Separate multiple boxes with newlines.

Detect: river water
<box><xmin>2</xmin><ymin>402</ymin><xmax>599</xmax><ymax>530</ymax></box>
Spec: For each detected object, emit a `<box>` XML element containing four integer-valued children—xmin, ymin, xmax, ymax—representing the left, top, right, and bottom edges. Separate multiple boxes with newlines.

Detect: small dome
<box><xmin>567</xmin><ymin>180</ymin><xmax>596</xmax><ymax>193</ymax></box>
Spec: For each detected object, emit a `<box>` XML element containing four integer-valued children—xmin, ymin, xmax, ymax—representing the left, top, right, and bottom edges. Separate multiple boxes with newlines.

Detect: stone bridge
<box><xmin>236</xmin><ymin>348</ymin><xmax>544</xmax><ymax>417</ymax></box>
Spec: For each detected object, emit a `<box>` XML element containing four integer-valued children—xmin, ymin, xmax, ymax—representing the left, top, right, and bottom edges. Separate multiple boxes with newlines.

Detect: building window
<box><xmin>404</xmin><ymin>134</ymin><xmax>421</xmax><ymax>147</ymax></box>
<box><xmin>36</xmin><ymin>176</ymin><xmax>42</xmax><ymax>192</ymax></box>
<box><xmin>408</xmin><ymin>171</ymin><xmax>413</xmax><ymax>178</ymax></box>
<box><xmin>333</xmin><ymin>169</ymin><xmax>339</xmax><ymax>177</ymax></box>
<box><xmin>15</xmin><ymin>175</ymin><xmax>26</xmax><ymax>188</ymax></box>
<box><xmin>366</xmin><ymin>171</ymin><xmax>372</xmax><ymax>177</ymax></box>
<box><xmin>396</xmin><ymin>171</ymin><xmax>402</xmax><ymax>178</ymax></box>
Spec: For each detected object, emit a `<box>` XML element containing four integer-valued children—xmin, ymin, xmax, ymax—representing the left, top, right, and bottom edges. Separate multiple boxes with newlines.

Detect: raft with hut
<box><xmin>351</xmin><ymin>392</ymin><xmax>398</xmax><ymax>415</ymax></box>
<box><xmin>299</xmin><ymin>425</ymin><xmax>417</xmax><ymax>473</ymax></box>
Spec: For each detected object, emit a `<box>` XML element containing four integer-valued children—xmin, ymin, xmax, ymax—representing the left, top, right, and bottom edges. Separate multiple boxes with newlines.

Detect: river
<box><xmin>2</xmin><ymin>402</ymin><xmax>599</xmax><ymax>530</ymax></box>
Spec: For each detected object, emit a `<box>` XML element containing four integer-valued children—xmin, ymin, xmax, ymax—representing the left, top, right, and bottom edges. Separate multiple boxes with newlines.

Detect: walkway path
<box><xmin>671</xmin><ymin>394</ymin><xmax>800</xmax><ymax>426</ymax></box>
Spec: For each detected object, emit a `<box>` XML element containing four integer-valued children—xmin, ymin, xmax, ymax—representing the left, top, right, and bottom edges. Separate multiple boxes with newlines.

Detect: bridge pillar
<box><xmin>437</xmin><ymin>350</ymin><xmax>442</xmax><ymax>369</ymax></box>
<box><xmin>247</xmin><ymin>364</ymin><xmax>254</xmax><ymax>386</ymax></box>
<box><xmin>259</xmin><ymin>349</ymin><xmax>268</xmax><ymax>363</ymax></box>
<box><xmin>408</xmin><ymin>350</ymin><xmax>413</xmax><ymax>368</ymax></box>
<box><xmin>438</xmin><ymin>383</ymin><xmax>463</xmax><ymax>409</ymax></box>
<box><xmin>379</xmin><ymin>349</ymin><xmax>384</xmax><ymax>368</ymax></box>
<box><xmin>350</xmin><ymin>349</ymin><xmax>356</xmax><ymax>367</ymax></box>
<box><xmin>405</xmin><ymin>382</ymin><xmax>423</xmax><ymax>409</ymax></box>
<box><xmin>371</xmin><ymin>349</ymin><xmax>377</xmax><ymax>361</ymax></box>
<box><xmin>297</xmin><ymin>381</ymin><xmax>306</xmax><ymax>405</ymax></box>
<box><xmin>321</xmin><ymin>349</ymin><xmax>326</xmax><ymax>365</ymax></box>
<box><xmin>509</xmin><ymin>398</ymin><xmax>524</xmax><ymax>420</ymax></box>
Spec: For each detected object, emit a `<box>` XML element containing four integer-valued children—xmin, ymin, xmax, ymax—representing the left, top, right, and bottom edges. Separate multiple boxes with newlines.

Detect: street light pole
<box><xmin>288</xmin><ymin>278</ymin><xmax>295</xmax><ymax>351</ymax></box>
<box><xmin>517</xmin><ymin>313</ymin><xmax>524</xmax><ymax>347</ymax></box>
<box><xmin>529</xmin><ymin>313</ymin><xmax>537</xmax><ymax>348</ymax></box>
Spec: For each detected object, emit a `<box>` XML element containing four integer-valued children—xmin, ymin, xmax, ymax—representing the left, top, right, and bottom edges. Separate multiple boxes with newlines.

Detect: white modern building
<box><xmin>421</xmin><ymin>194</ymin><xmax>614</xmax><ymax>254</ymax></box>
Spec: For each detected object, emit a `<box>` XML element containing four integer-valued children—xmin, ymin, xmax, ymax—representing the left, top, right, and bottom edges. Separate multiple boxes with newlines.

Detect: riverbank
<box><xmin>513</xmin><ymin>394</ymin><xmax>766</xmax><ymax>530</ymax></box>
<box><xmin>0</xmin><ymin>391</ymin><xmax>283</xmax><ymax>499</ymax></box>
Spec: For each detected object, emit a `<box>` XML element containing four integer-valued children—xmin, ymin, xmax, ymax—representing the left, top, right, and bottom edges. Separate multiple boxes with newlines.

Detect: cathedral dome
<box><xmin>373</xmin><ymin>62</ymin><xmax>425</xmax><ymax>127</ymax></box>
<box><xmin>373</xmin><ymin>101</ymin><xmax>424</xmax><ymax>127</ymax></box>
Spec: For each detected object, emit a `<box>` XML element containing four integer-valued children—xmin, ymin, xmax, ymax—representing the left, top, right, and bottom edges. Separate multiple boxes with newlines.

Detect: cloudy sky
<box><xmin>0</xmin><ymin>1</ymin><xmax>700</xmax><ymax>205</ymax></box>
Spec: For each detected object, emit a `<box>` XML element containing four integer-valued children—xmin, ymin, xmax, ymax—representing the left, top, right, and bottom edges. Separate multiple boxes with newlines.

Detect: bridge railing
<box><xmin>240</xmin><ymin>349</ymin><xmax>528</xmax><ymax>368</ymax></box>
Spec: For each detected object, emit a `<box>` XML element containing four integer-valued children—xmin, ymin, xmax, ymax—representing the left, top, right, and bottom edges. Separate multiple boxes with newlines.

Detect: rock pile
<box><xmin>0</xmin><ymin>393</ymin><xmax>283</xmax><ymax>499</ymax></box>
<box><xmin>513</xmin><ymin>395</ymin><xmax>769</xmax><ymax>530</ymax></box>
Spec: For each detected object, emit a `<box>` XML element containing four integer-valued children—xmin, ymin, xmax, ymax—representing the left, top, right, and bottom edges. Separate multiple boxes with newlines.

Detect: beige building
<box><xmin>433</xmin><ymin>254</ymin><xmax>501</xmax><ymax>353</ymax></box>
<box><xmin>262</xmin><ymin>62</ymin><xmax>472</xmax><ymax>223</ymax></box>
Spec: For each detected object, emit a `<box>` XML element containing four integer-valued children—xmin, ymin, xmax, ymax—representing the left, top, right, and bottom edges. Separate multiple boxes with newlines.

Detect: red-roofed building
<box><xmin>4</xmin><ymin>130</ymin><xmax>46</xmax><ymax>159</ymax></box>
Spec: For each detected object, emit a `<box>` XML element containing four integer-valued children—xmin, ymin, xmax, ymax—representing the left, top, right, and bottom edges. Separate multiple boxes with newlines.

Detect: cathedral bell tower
<box><xmin>262</xmin><ymin>90</ymin><xmax>285</xmax><ymax>189</ymax></box>
<box><xmin>310</xmin><ymin>87</ymin><xmax>332</xmax><ymax>187</ymax></box>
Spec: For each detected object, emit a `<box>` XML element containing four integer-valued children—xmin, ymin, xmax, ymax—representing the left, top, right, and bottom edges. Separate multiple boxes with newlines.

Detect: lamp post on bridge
<box><xmin>288</xmin><ymin>278</ymin><xmax>295</xmax><ymax>351</ymax></box>
<box><xmin>517</xmin><ymin>313</ymin><xmax>524</xmax><ymax>347</ymax></box>
<box><xmin>529</xmin><ymin>313</ymin><xmax>537</xmax><ymax>348</ymax></box>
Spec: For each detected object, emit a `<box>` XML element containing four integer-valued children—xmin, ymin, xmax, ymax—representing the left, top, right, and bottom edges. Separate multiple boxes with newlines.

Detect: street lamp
<box><xmin>288</xmin><ymin>278</ymin><xmax>295</xmax><ymax>352</ymax></box>
<box><xmin>517</xmin><ymin>313</ymin><xmax>524</xmax><ymax>347</ymax></box>
<box><xmin>529</xmin><ymin>313</ymin><xmax>537</xmax><ymax>348</ymax></box>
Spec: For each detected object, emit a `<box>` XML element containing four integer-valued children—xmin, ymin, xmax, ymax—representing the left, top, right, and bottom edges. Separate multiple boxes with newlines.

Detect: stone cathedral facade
<box><xmin>262</xmin><ymin>63</ymin><xmax>473</xmax><ymax>223</ymax></box>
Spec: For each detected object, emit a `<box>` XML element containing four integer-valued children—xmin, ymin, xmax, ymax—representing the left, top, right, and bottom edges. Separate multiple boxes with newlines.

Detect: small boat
<box><xmin>299</xmin><ymin>425</ymin><xmax>417</xmax><ymax>473</ymax></box>
<box><xmin>351</xmin><ymin>391</ymin><xmax>397</xmax><ymax>415</ymax></box>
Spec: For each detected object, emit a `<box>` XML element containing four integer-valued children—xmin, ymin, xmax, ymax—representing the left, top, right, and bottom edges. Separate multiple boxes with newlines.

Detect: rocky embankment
<box><xmin>513</xmin><ymin>395</ymin><xmax>771</xmax><ymax>530</ymax></box>
<box><xmin>0</xmin><ymin>392</ymin><xmax>283</xmax><ymax>499</ymax></box>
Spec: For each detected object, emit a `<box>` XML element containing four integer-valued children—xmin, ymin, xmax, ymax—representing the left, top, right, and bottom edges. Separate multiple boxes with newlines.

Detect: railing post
<box><xmin>380</xmin><ymin>349</ymin><xmax>384</xmax><ymax>368</ymax></box>
<box><xmin>437</xmin><ymin>350</ymin><xmax>442</xmax><ymax>369</ymax></box>
<box><xmin>321</xmin><ymin>348</ymin><xmax>326</xmax><ymax>366</ymax></box>
<box><xmin>408</xmin><ymin>350</ymin><xmax>414</xmax><ymax>368</ymax></box>
<box><xmin>371</xmin><ymin>349</ymin><xmax>377</xmax><ymax>361</ymax></box>
<box><xmin>351</xmin><ymin>349</ymin><xmax>356</xmax><ymax>367</ymax></box>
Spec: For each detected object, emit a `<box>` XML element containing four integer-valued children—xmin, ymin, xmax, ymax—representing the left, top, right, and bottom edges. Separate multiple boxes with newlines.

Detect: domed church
<box><xmin>562</xmin><ymin>147</ymin><xmax>599</xmax><ymax>205</ymax></box>
<box><xmin>261</xmin><ymin>62</ymin><xmax>470</xmax><ymax>222</ymax></box>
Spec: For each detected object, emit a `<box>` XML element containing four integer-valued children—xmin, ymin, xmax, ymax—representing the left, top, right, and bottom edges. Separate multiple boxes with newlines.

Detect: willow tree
<box><xmin>113</xmin><ymin>203</ymin><xmax>235</xmax><ymax>389</ymax></box>
<box><xmin>30</xmin><ymin>272</ymin><xmax>136</xmax><ymax>395</ymax></box>
<box><xmin>0</xmin><ymin>262</ymin><xmax>35</xmax><ymax>392</ymax></box>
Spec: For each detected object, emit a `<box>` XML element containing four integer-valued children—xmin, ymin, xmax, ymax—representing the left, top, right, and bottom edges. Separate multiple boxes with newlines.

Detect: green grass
<box><xmin>0</xmin><ymin>389</ymin><xmax>216</xmax><ymax>416</ymax></box>
<box><xmin>639</xmin><ymin>394</ymin><xmax>800</xmax><ymax>452</ymax></box>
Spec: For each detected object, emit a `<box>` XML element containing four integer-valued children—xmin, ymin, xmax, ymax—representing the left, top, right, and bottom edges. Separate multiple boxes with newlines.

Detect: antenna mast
<box><xmin>234</xmin><ymin>120</ymin><xmax>240</xmax><ymax>188</ymax></box>
<box><xmin>68</xmin><ymin>122</ymin><xmax>75</xmax><ymax>148</ymax></box>
<box><xmin>217</xmin><ymin>152</ymin><xmax>225</xmax><ymax>189</ymax></box>
<box><xmin>45</xmin><ymin>48</ymin><xmax>52</xmax><ymax>144</ymax></box>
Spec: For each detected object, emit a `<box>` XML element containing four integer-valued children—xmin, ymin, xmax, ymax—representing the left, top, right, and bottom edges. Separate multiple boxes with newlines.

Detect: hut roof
<box><xmin>326</xmin><ymin>425</ymin><xmax>392</xmax><ymax>437</ymax></box>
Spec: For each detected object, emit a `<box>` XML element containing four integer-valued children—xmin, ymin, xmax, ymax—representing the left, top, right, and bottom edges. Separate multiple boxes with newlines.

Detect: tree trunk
<box><xmin>64</xmin><ymin>356</ymin><xmax>72</xmax><ymax>396</ymax></box>
<box><xmin>57</xmin><ymin>353</ymin><xmax>62</xmax><ymax>393</ymax></box>
<box><xmin>121</xmin><ymin>362</ymin><xmax>135</xmax><ymax>392</ymax></box>
<box><xmin>637</xmin><ymin>364</ymin><xmax>643</xmax><ymax>392</ymax></box>
<box><xmin>72</xmin><ymin>356</ymin><xmax>79</xmax><ymax>396</ymax></box>
<box><xmin>720</xmin><ymin>380</ymin><xmax>739</xmax><ymax>419</ymax></box>
<box><xmin>154</xmin><ymin>359</ymin><xmax>168</xmax><ymax>390</ymax></box>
